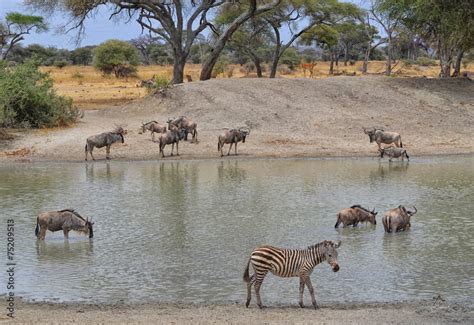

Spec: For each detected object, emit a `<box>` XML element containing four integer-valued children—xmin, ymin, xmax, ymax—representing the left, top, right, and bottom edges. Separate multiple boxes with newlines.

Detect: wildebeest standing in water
<box><xmin>363</xmin><ymin>127</ymin><xmax>403</xmax><ymax>149</ymax></box>
<box><xmin>382</xmin><ymin>205</ymin><xmax>417</xmax><ymax>233</ymax></box>
<box><xmin>335</xmin><ymin>205</ymin><xmax>377</xmax><ymax>228</ymax></box>
<box><xmin>35</xmin><ymin>209</ymin><xmax>94</xmax><ymax>240</ymax></box>
<box><xmin>85</xmin><ymin>126</ymin><xmax>126</xmax><ymax>161</ymax></box>
<box><xmin>217</xmin><ymin>128</ymin><xmax>250</xmax><ymax>157</ymax></box>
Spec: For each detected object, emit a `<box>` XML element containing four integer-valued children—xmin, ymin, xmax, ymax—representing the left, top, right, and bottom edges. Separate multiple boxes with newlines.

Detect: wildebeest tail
<box><xmin>405</xmin><ymin>150</ymin><xmax>409</xmax><ymax>160</ymax></box>
<box><xmin>35</xmin><ymin>218</ymin><xmax>39</xmax><ymax>237</ymax></box>
<box><xmin>243</xmin><ymin>257</ymin><xmax>251</xmax><ymax>283</ymax></box>
<box><xmin>217</xmin><ymin>139</ymin><xmax>221</xmax><ymax>152</ymax></box>
<box><xmin>400</xmin><ymin>138</ymin><xmax>403</xmax><ymax>148</ymax></box>
<box><xmin>335</xmin><ymin>214</ymin><xmax>340</xmax><ymax>228</ymax></box>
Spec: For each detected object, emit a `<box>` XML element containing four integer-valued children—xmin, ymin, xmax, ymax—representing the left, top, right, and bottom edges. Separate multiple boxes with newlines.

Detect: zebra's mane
<box><xmin>308</xmin><ymin>240</ymin><xmax>331</xmax><ymax>251</ymax></box>
<box><xmin>350</xmin><ymin>205</ymin><xmax>370</xmax><ymax>213</ymax></box>
<box><xmin>58</xmin><ymin>208</ymin><xmax>86</xmax><ymax>221</ymax></box>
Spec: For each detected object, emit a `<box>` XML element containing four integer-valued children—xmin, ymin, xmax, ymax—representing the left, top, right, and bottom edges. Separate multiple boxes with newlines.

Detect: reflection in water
<box><xmin>0</xmin><ymin>157</ymin><xmax>473</xmax><ymax>304</ymax></box>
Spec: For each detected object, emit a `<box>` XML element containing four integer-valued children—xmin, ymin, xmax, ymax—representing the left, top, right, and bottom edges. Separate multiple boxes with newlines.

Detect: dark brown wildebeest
<box><xmin>141</xmin><ymin>121</ymin><xmax>167</xmax><ymax>141</ymax></box>
<box><xmin>364</xmin><ymin>127</ymin><xmax>403</xmax><ymax>149</ymax></box>
<box><xmin>217</xmin><ymin>128</ymin><xmax>250</xmax><ymax>157</ymax></box>
<box><xmin>378</xmin><ymin>146</ymin><xmax>410</xmax><ymax>161</ymax></box>
<box><xmin>167</xmin><ymin>116</ymin><xmax>198</xmax><ymax>142</ymax></box>
<box><xmin>85</xmin><ymin>126</ymin><xmax>126</xmax><ymax>161</ymax></box>
<box><xmin>243</xmin><ymin>240</ymin><xmax>341</xmax><ymax>309</ymax></box>
<box><xmin>35</xmin><ymin>209</ymin><xmax>94</xmax><ymax>240</ymax></box>
<box><xmin>158</xmin><ymin>128</ymin><xmax>186</xmax><ymax>158</ymax></box>
<box><xmin>334</xmin><ymin>205</ymin><xmax>377</xmax><ymax>228</ymax></box>
<box><xmin>382</xmin><ymin>205</ymin><xmax>417</xmax><ymax>233</ymax></box>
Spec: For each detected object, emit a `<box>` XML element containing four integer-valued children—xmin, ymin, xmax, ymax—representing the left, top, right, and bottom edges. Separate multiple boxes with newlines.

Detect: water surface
<box><xmin>0</xmin><ymin>157</ymin><xmax>473</xmax><ymax>304</ymax></box>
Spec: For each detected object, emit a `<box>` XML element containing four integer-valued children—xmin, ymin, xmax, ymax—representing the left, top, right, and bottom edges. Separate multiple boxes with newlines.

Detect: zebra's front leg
<box><xmin>246</xmin><ymin>274</ymin><xmax>255</xmax><ymax>308</ymax></box>
<box><xmin>305</xmin><ymin>277</ymin><xmax>319</xmax><ymax>309</ymax></box>
<box><xmin>299</xmin><ymin>277</ymin><xmax>306</xmax><ymax>308</ymax></box>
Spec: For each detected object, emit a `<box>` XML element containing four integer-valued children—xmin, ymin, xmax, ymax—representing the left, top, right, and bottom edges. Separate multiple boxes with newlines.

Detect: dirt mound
<box><xmin>1</xmin><ymin>76</ymin><xmax>473</xmax><ymax>162</ymax></box>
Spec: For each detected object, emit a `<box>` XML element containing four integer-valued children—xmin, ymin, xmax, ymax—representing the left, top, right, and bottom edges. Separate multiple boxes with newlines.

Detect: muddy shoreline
<box><xmin>3</xmin><ymin>299</ymin><xmax>472</xmax><ymax>324</ymax></box>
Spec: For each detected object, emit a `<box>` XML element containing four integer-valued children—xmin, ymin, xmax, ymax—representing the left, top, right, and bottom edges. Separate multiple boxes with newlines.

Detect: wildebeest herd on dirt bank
<box><xmin>35</xmin><ymin>118</ymin><xmax>416</xmax><ymax>309</ymax></box>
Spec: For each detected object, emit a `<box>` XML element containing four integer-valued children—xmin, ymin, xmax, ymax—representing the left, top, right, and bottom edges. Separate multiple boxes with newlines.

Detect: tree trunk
<box><xmin>362</xmin><ymin>46</ymin><xmax>371</xmax><ymax>74</ymax></box>
<box><xmin>246</xmin><ymin>50</ymin><xmax>263</xmax><ymax>78</ymax></box>
<box><xmin>200</xmin><ymin>0</ymin><xmax>281</xmax><ymax>81</ymax></box>
<box><xmin>451</xmin><ymin>49</ymin><xmax>464</xmax><ymax>77</ymax></box>
<box><xmin>172</xmin><ymin>51</ymin><xmax>187</xmax><ymax>84</ymax></box>
<box><xmin>270</xmin><ymin>40</ymin><xmax>282</xmax><ymax>78</ymax></box>
<box><xmin>386</xmin><ymin>37</ymin><xmax>392</xmax><ymax>76</ymax></box>
<box><xmin>438</xmin><ymin>40</ymin><xmax>453</xmax><ymax>79</ymax></box>
<box><xmin>329</xmin><ymin>52</ymin><xmax>334</xmax><ymax>75</ymax></box>
<box><xmin>344</xmin><ymin>46</ymin><xmax>349</xmax><ymax>66</ymax></box>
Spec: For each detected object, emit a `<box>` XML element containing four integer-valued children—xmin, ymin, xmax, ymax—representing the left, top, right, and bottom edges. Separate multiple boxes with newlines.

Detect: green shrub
<box><xmin>0</xmin><ymin>61</ymin><xmax>79</xmax><ymax>128</ymax></box>
<box><xmin>93</xmin><ymin>40</ymin><xmax>140</xmax><ymax>78</ymax></box>
<box><xmin>53</xmin><ymin>59</ymin><xmax>68</xmax><ymax>69</ymax></box>
<box><xmin>144</xmin><ymin>75</ymin><xmax>171</xmax><ymax>94</ymax></box>
<box><xmin>416</xmin><ymin>57</ymin><xmax>436</xmax><ymax>66</ymax></box>
<box><xmin>212</xmin><ymin>55</ymin><xmax>231</xmax><ymax>78</ymax></box>
<box><xmin>280</xmin><ymin>48</ymin><xmax>301</xmax><ymax>70</ymax></box>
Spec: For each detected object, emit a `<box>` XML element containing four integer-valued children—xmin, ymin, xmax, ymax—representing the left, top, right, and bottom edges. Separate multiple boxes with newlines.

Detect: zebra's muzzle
<box><xmin>331</xmin><ymin>263</ymin><xmax>340</xmax><ymax>272</ymax></box>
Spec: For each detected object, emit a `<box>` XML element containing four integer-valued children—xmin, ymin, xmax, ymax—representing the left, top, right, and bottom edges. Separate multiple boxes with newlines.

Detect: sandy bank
<box><xmin>1</xmin><ymin>77</ymin><xmax>473</xmax><ymax>162</ymax></box>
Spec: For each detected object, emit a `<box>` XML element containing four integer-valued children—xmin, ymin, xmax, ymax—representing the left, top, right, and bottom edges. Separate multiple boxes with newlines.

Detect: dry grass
<box><xmin>43</xmin><ymin>61</ymin><xmax>474</xmax><ymax>109</ymax></box>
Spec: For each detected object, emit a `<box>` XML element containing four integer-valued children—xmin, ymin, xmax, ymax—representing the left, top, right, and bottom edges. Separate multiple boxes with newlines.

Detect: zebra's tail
<box><xmin>243</xmin><ymin>257</ymin><xmax>251</xmax><ymax>283</ymax></box>
<box><xmin>35</xmin><ymin>218</ymin><xmax>39</xmax><ymax>237</ymax></box>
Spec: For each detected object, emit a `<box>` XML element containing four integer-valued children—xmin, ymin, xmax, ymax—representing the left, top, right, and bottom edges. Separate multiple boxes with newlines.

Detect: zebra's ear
<box><xmin>334</xmin><ymin>241</ymin><xmax>341</xmax><ymax>248</ymax></box>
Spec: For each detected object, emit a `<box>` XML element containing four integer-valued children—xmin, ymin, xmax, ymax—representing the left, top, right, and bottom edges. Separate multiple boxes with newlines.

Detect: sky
<box><xmin>1</xmin><ymin>0</ymin><xmax>367</xmax><ymax>50</ymax></box>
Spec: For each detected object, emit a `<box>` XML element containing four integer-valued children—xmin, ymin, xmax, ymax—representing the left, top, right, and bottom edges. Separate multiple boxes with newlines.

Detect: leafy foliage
<box><xmin>0</xmin><ymin>61</ymin><xmax>78</xmax><ymax>127</ymax></box>
<box><xmin>93</xmin><ymin>40</ymin><xmax>140</xmax><ymax>78</ymax></box>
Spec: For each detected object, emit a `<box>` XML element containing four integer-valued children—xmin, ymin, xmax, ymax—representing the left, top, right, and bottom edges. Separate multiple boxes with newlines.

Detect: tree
<box><xmin>300</xmin><ymin>25</ymin><xmax>339</xmax><ymax>74</ymax></box>
<box><xmin>379</xmin><ymin>0</ymin><xmax>474</xmax><ymax>78</ymax></box>
<box><xmin>0</xmin><ymin>12</ymin><xmax>47</xmax><ymax>60</ymax></box>
<box><xmin>336</xmin><ymin>21</ymin><xmax>367</xmax><ymax>66</ymax></box>
<box><xmin>70</xmin><ymin>46</ymin><xmax>94</xmax><ymax>65</ymax></box>
<box><xmin>358</xmin><ymin>12</ymin><xmax>383</xmax><ymax>73</ymax></box>
<box><xmin>93</xmin><ymin>40</ymin><xmax>140</xmax><ymax>78</ymax></box>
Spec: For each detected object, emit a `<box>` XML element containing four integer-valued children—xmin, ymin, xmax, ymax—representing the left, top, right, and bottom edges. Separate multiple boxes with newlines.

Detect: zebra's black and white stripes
<box><xmin>243</xmin><ymin>240</ymin><xmax>341</xmax><ymax>309</ymax></box>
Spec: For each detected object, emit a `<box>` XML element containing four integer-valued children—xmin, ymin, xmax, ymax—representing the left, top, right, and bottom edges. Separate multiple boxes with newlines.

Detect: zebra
<box><xmin>243</xmin><ymin>240</ymin><xmax>341</xmax><ymax>309</ymax></box>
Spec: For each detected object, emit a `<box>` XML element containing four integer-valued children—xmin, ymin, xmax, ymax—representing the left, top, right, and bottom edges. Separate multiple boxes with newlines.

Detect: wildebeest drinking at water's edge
<box><xmin>35</xmin><ymin>209</ymin><xmax>94</xmax><ymax>240</ymax></box>
<box><xmin>335</xmin><ymin>205</ymin><xmax>378</xmax><ymax>228</ymax></box>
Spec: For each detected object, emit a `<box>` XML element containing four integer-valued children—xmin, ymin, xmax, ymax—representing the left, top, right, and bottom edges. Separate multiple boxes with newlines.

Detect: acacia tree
<box><xmin>0</xmin><ymin>12</ymin><xmax>47</xmax><ymax>60</ymax></box>
<box><xmin>358</xmin><ymin>12</ymin><xmax>383</xmax><ymax>73</ymax></box>
<box><xmin>300</xmin><ymin>25</ymin><xmax>339</xmax><ymax>74</ymax></box>
<box><xmin>380</xmin><ymin>0</ymin><xmax>473</xmax><ymax>78</ymax></box>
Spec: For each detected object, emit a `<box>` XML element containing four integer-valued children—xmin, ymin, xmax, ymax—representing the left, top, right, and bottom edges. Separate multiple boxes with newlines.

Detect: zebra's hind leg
<box><xmin>246</xmin><ymin>274</ymin><xmax>255</xmax><ymax>308</ymax></box>
<box><xmin>254</xmin><ymin>271</ymin><xmax>268</xmax><ymax>309</ymax></box>
<box><xmin>299</xmin><ymin>277</ymin><xmax>306</xmax><ymax>308</ymax></box>
<box><xmin>305</xmin><ymin>277</ymin><xmax>319</xmax><ymax>309</ymax></box>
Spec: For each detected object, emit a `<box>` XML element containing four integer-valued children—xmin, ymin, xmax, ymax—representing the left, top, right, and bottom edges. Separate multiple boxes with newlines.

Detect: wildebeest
<box><xmin>382</xmin><ymin>205</ymin><xmax>417</xmax><ymax>233</ymax></box>
<box><xmin>167</xmin><ymin>116</ymin><xmax>198</xmax><ymax>142</ymax></box>
<box><xmin>364</xmin><ymin>127</ymin><xmax>403</xmax><ymax>149</ymax></box>
<box><xmin>85</xmin><ymin>126</ymin><xmax>125</xmax><ymax>161</ymax></box>
<box><xmin>158</xmin><ymin>128</ymin><xmax>186</xmax><ymax>157</ymax></box>
<box><xmin>141</xmin><ymin>121</ymin><xmax>167</xmax><ymax>141</ymax></box>
<box><xmin>379</xmin><ymin>146</ymin><xmax>410</xmax><ymax>161</ymax></box>
<box><xmin>335</xmin><ymin>205</ymin><xmax>378</xmax><ymax>228</ymax></box>
<box><xmin>217</xmin><ymin>128</ymin><xmax>250</xmax><ymax>157</ymax></box>
<box><xmin>243</xmin><ymin>240</ymin><xmax>341</xmax><ymax>309</ymax></box>
<box><xmin>35</xmin><ymin>209</ymin><xmax>94</xmax><ymax>240</ymax></box>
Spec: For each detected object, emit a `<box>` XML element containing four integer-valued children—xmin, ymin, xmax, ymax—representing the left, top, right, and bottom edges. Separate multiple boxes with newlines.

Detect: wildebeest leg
<box><xmin>170</xmin><ymin>143</ymin><xmax>174</xmax><ymax>156</ymax></box>
<box><xmin>152</xmin><ymin>131</ymin><xmax>155</xmax><ymax>142</ymax></box>
<box><xmin>228</xmin><ymin>143</ymin><xmax>233</xmax><ymax>156</ymax></box>
<box><xmin>160</xmin><ymin>144</ymin><xmax>165</xmax><ymax>158</ymax></box>
<box><xmin>305</xmin><ymin>277</ymin><xmax>318</xmax><ymax>309</ymax></box>
<box><xmin>90</xmin><ymin>147</ymin><xmax>95</xmax><ymax>161</ymax></box>
<box><xmin>39</xmin><ymin>226</ymin><xmax>47</xmax><ymax>240</ymax></box>
<box><xmin>176</xmin><ymin>141</ymin><xmax>179</xmax><ymax>156</ymax></box>
<box><xmin>106</xmin><ymin>145</ymin><xmax>111</xmax><ymax>160</ymax></box>
<box><xmin>235</xmin><ymin>142</ymin><xmax>238</xmax><ymax>155</ymax></box>
<box><xmin>246</xmin><ymin>274</ymin><xmax>255</xmax><ymax>308</ymax></box>
<box><xmin>254</xmin><ymin>270</ymin><xmax>268</xmax><ymax>309</ymax></box>
<box><xmin>299</xmin><ymin>276</ymin><xmax>306</xmax><ymax>308</ymax></box>
<box><xmin>63</xmin><ymin>228</ymin><xmax>69</xmax><ymax>240</ymax></box>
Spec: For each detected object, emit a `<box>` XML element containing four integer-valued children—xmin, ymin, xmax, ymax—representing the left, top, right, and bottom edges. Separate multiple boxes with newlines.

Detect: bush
<box><xmin>53</xmin><ymin>59</ymin><xmax>68</xmax><ymax>69</ymax></box>
<box><xmin>144</xmin><ymin>75</ymin><xmax>171</xmax><ymax>94</ymax></box>
<box><xmin>93</xmin><ymin>40</ymin><xmax>140</xmax><ymax>78</ymax></box>
<box><xmin>0</xmin><ymin>61</ymin><xmax>79</xmax><ymax>128</ymax></box>
<box><xmin>212</xmin><ymin>55</ymin><xmax>231</xmax><ymax>78</ymax></box>
<box><xmin>416</xmin><ymin>57</ymin><xmax>436</xmax><ymax>66</ymax></box>
<box><xmin>280</xmin><ymin>48</ymin><xmax>301</xmax><ymax>70</ymax></box>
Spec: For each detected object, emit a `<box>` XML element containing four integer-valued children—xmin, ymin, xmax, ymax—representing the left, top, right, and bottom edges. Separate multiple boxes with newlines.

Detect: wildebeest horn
<box><xmin>410</xmin><ymin>206</ymin><xmax>417</xmax><ymax>215</ymax></box>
